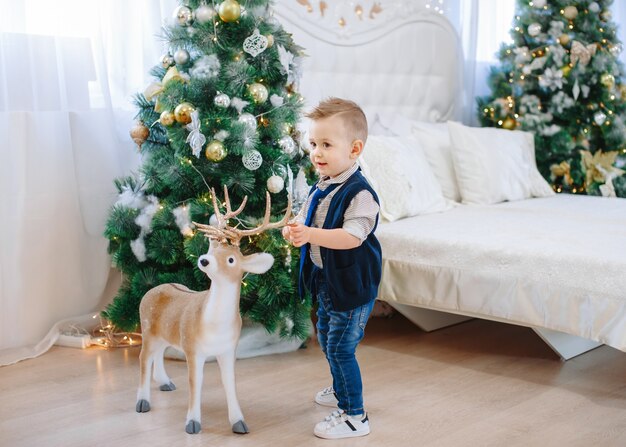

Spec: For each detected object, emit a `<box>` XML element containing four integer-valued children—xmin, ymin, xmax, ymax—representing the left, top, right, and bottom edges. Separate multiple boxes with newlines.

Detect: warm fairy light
<box><xmin>498</xmin><ymin>120</ymin><xmax>503</xmax><ymax>125</ymax></box>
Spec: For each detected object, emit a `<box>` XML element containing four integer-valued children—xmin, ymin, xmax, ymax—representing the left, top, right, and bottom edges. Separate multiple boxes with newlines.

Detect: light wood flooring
<box><xmin>1</xmin><ymin>315</ymin><xmax>625</xmax><ymax>447</ymax></box>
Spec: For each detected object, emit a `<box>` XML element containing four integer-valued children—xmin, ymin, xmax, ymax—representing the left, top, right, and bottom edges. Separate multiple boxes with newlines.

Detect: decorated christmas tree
<box><xmin>478</xmin><ymin>0</ymin><xmax>626</xmax><ymax>197</ymax></box>
<box><xmin>103</xmin><ymin>0</ymin><xmax>312</xmax><ymax>339</ymax></box>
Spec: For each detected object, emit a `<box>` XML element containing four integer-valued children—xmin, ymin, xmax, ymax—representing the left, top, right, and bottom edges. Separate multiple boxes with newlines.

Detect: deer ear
<box><xmin>241</xmin><ymin>252</ymin><xmax>274</xmax><ymax>274</ymax></box>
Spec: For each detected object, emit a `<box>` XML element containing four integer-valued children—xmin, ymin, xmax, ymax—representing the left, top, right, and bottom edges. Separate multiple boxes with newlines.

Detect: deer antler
<box><xmin>193</xmin><ymin>186</ymin><xmax>292</xmax><ymax>246</ymax></box>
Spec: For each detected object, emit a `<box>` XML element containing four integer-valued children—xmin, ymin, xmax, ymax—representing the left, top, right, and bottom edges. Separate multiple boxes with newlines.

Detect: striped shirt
<box><xmin>295</xmin><ymin>163</ymin><xmax>380</xmax><ymax>268</ymax></box>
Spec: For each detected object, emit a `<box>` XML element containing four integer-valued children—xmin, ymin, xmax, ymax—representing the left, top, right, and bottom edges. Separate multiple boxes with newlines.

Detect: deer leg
<box><xmin>185</xmin><ymin>352</ymin><xmax>204</xmax><ymax>434</ymax></box>
<box><xmin>217</xmin><ymin>350</ymin><xmax>248</xmax><ymax>434</ymax></box>
<box><xmin>153</xmin><ymin>345</ymin><xmax>176</xmax><ymax>391</ymax></box>
<box><xmin>136</xmin><ymin>338</ymin><xmax>155</xmax><ymax>412</ymax></box>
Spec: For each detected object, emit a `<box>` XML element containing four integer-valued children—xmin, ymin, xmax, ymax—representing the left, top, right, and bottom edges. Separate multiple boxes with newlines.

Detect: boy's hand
<box><xmin>288</xmin><ymin>223</ymin><xmax>311</xmax><ymax>247</ymax></box>
<box><xmin>282</xmin><ymin>225</ymin><xmax>291</xmax><ymax>242</ymax></box>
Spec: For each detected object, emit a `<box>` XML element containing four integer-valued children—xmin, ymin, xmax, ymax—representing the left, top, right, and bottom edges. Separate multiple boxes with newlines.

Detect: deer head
<box><xmin>194</xmin><ymin>185</ymin><xmax>292</xmax><ymax>281</ymax></box>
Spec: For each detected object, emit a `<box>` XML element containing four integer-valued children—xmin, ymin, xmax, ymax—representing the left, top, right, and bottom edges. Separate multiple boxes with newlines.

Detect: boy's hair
<box><xmin>306</xmin><ymin>97</ymin><xmax>368</xmax><ymax>143</ymax></box>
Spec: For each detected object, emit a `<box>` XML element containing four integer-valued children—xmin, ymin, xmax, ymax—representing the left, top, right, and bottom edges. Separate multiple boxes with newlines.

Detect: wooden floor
<box><xmin>1</xmin><ymin>315</ymin><xmax>625</xmax><ymax>447</ymax></box>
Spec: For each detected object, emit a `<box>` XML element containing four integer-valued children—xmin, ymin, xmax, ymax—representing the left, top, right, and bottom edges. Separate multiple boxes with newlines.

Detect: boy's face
<box><xmin>308</xmin><ymin>115</ymin><xmax>363</xmax><ymax>178</ymax></box>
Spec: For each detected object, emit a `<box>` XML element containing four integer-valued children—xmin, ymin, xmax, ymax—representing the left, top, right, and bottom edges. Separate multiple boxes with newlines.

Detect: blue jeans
<box><xmin>316</xmin><ymin>278</ymin><xmax>375</xmax><ymax>416</ymax></box>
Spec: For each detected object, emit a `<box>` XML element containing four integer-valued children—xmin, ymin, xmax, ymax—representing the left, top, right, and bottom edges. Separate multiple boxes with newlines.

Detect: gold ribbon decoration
<box><xmin>550</xmin><ymin>161</ymin><xmax>574</xmax><ymax>186</ymax></box>
<box><xmin>579</xmin><ymin>149</ymin><xmax>625</xmax><ymax>186</ymax></box>
<box><xmin>142</xmin><ymin>66</ymin><xmax>188</xmax><ymax>109</ymax></box>
<box><xmin>570</xmin><ymin>40</ymin><xmax>597</xmax><ymax>67</ymax></box>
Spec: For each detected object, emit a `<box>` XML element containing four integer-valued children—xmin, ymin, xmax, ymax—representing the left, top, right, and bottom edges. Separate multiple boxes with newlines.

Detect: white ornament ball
<box><xmin>267</xmin><ymin>175</ymin><xmax>285</xmax><ymax>194</ymax></box>
<box><xmin>532</xmin><ymin>0</ymin><xmax>546</xmax><ymax>8</ymax></box>
<box><xmin>601</xmin><ymin>10</ymin><xmax>612</xmax><ymax>21</ymax></box>
<box><xmin>238</xmin><ymin>113</ymin><xmax>257</xmax><ymax>129</ymax></box>
<box><xmin>195</xmin><ymin>5</ymin><xmax>216</xmax><ymax>24</ymax></box>
<box><xmin>278</xmin><ymin>135</ymin><xmax>296</xmax><ymax>155</ymax></box>
<box><xmin>174</xmin><ymin>6</ymin><xmax>193</xmax><ymax>26</ymax></box>
<box><xmin>589</xmin><ymin>2</ymin><xmax>600</xmax><ymax>13</ymax></box>
<box><xmin>594</xmin><ymin>111</ymin><xmax>607</xmax><ymax>126</ymax></box>
<box><xmin>563</xmin><ymin>6</ymin><xmax>578</xmax><ymax>20</ymax></box>
<box><xmin>214</xmin><ymin>93</ymin><xmax>231</xmax><ymax>108</ymax></box>
<box><xmin>528</xmin><ymin>23</ymin><xmax>542</xmax><ymax>37</ymax></box>
<box><xmin>174</xmin><ymin>49</ymin><xmax>190</xmax><ymax>65</ymax></box>
<box><xmin>242</xmin><ymin>150</ymin><xmax>263</xmax><ymax>170</ymax></box>
<box><xmin>610</xmin><ymin>44</ymin><xmax>623</xmax><ymax>56</ymax></box>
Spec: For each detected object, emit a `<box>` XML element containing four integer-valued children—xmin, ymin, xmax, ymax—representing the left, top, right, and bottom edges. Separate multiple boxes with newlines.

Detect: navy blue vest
<box><xmin>298</xmin><ymin>169</ymin><xmax>382</xmax><ymax>311</ymax></box>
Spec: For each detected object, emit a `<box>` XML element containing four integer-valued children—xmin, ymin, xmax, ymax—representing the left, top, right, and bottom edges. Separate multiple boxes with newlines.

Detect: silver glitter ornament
<box><xmin>174</xmin><ymin>49</ymin><xmax>190</xmax><ymax>65</ymax></box>
<box><xmin>214</xmin><ymin>93</ymin><xmax>231</xmax><ymax>108</ymax></box>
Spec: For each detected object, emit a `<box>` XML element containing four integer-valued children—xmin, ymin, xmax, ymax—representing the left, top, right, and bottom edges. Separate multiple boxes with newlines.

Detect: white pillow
<box><xmin>411</xmin><ymin>121</ymin><xmax>462</xmax><ymax>202</ymax></box>
<box><xmin>447</xmin><ymin>122</ymin><xmax>554</xmax><ymax>205</ymax></box>
<box><xmin>359</xmin><ymin>135</ymin><xmax>452</xmax><ymax>221</ymax></box>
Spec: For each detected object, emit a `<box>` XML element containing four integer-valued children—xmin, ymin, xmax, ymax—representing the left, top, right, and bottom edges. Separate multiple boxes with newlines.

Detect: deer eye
<box><xmin>228</xmin><ymin>257</ymin><xmax>235</xmax><ymax>264</ymax></box>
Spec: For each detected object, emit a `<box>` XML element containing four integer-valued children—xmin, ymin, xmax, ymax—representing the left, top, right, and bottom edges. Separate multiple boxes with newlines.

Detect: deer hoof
<box><xmin>232</xmin><ymin>420</ymin><xmax>249</xmax><ymax>434</ymax></box>
<box><xmin>159</xmin><ymin>382</ymin><xmax>176</xmax><ymax>391</ymax></box>
<box><xmin>185</xmin><ymin>420</ymin><xmax>201</xmax><ymax>434</ymax></box>
<box><xmin>135</xmin><ymin>399</ymin><xmax>150</xmax><ymax>413</ymax></box>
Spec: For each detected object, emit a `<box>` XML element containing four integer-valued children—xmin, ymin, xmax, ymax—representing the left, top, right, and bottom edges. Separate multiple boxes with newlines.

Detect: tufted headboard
<box><xmin>274</xmin><ymin>0</ymin><xmax>462</xmax><ymax>122</ymax></box>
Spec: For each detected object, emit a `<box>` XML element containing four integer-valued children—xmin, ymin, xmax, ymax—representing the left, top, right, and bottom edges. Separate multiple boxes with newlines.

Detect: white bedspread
<box><xmin>376</xmin><ymin>195</ymin><xmax>626</xmax><ymax>352</ymax></box>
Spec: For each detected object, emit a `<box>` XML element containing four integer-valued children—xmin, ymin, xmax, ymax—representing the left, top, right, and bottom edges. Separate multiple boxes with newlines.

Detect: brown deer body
<box><xmin>135</xmin><ymin>187</ymin><xmax>291</xmax><ymax>435</ymax></box>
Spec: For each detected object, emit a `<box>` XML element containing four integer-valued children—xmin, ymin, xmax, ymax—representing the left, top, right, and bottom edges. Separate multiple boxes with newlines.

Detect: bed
<box><xmin>275</xmin><ymin>0</ymin><xmax>626</xmax><ymax>360</ymax></box>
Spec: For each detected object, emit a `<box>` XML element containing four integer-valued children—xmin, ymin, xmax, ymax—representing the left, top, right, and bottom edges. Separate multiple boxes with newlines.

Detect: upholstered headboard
<box><xmin>274</xmin><ymin>0</ymin><xmax>462</xmax><ymax>122</ymax></box>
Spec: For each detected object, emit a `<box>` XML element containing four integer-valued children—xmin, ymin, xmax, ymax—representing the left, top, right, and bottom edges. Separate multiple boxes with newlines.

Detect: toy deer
<box><xmin>135</xmin><ymin>186</ymin><xmax>291</xmax><ymax>435</ymax></box>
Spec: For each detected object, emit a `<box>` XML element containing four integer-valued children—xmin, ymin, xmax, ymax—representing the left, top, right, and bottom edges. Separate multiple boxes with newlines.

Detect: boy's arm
<box><xmin>289</xmin><ymin>190</ymin><xmax>378</xmax><ymax>249</ymax></box>
<box><xmin>289</xmin><ymin>225</ymin><xmax>360</xmax><ymax>249</ymax></box>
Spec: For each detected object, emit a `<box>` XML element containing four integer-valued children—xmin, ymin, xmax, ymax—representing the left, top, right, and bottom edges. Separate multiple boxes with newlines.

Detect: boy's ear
<box><xmin>351</xmin><ymin>139</ymin><xmax>364</xmax><ymax>158</ymax></box>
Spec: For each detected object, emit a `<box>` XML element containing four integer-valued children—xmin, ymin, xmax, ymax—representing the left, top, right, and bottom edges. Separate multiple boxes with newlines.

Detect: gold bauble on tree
<box><xmin>130</xmin><ymin>121</ymin><xmax>150</xmax><ymax>149</ymax></box>
<box><xmin>159</xmin><ymin>110</ymin><xmax>175</xmax><ymax>126</ymax></box>
<box><xmin>600</xmin><ymin>73</ymin><xmax>615</xmax><ymax>89</ymax></box>
<box><xmin>558</xmin><ymin>34</ymin><xmax>570</xmax><ymax>46</ymax></box>
<box><xmin>205</xmin><ymin>140</ymin><xmax>227</xmax><ymax>161</ymax></box>
<box><xmin>248</xmin><ymin>82</ymin><xmax>269</xmax><ymax>103</ymax></box>
<box><xmin>502</xmin><ymin>116</ymin><xmax>517</xmax><ymax>130</ymax></box>
<box><xmin>563</xmin><ymin>6</ymin><xmax>578</xmax><ymax>20</ymax></box>
<box><xmin>174</xmin><ymin>102</ymin><xmax>195</xmax><ymax>124</ymax></box>
<box><xmin>218</xmin><ymin>0</ymin><xmax>241</xmax><ymax>22</ymax></box>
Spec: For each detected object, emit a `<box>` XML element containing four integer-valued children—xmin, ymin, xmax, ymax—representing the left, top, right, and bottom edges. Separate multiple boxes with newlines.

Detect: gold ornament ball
<box><xmin>205</xmin><ymin>140</ymin><xmax>227</xmax><ymax>162</ymax></box>
<box><xmin>502</xmin><ymin>116</ymin><xmax>517</xmax><ymax>130</ymax></box>
<box><xmin>600</xmin><ymin>73</ymin><xmax>615</xmax><ymax>89</ymax></box>
<box><xmin>601</xmin><ymin>10</ymin><xmax>612</xmax><ymax>21</ymax></box>
<box><xmin>218</xmin><ymin>0</ymin><xmax>241</xmax><ymax>22</ymax></box>
<box><xmin>159</xmin><ymin>110</ymin><xmax>175</xmax><ymax>126</ymax></box>
<box><xmin>248</xmin><ymin>82</ymin><xmax>269</xmax><ymax>103</ymax></box>
<box><xmin>266</xmin><ymin>34</ymin><xmax>275</xmax><ymax>48</ymax></box>
<box><xmin>130</xmin><ymin>122</ymin><xmax>150</xmax><ymax>148</ymax></box>
<box><xmin>558</xmin><ymin>34</ymin><xmax>570</xmax><ymax>46</ymax></box>
<box><xmin>563</xmin><ymin>6</ymin><xmax>578</xmax><ymax>20</ymax></box>
<box><xmin>174</xmin><ymin>102</ymin><xmax>195</xmax><ymax>124</ymax></box>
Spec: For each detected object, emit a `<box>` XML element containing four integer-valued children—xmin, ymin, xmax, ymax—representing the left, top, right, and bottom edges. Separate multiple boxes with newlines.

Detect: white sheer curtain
<box><xmin>0</xmin><ymin>0</ymin><xmax>176</xmax><ymax>365</ymax></box>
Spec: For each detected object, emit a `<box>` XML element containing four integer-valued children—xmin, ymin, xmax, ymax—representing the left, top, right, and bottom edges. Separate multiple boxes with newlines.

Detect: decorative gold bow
<box><xmin>570</xmin><ymin>41</ymin><xmax>597</xmax><ymax>67</ymax></box>
<box><xmin>550</xmin><ymin>161</ymin><xmax>573</xmax><ymax>185</ymax></box>
<box><xmin>143</xmin><ymin>66</ymin><xmax>187</xmax><ymax>101</ymax></box>
<box><xmin>579</xmin><ymin>149</ymin><xmax>625</xmax><ymax>186</ymax></box>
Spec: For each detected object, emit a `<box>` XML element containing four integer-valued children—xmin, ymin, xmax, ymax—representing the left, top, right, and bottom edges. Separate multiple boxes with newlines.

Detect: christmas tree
<box><xmin>103</xmin><ymin>0</ymin><xmax>312</xmax><ymax>339</ymax></box>
<box><xmin>478</xmin><ymin>0</ymin><xmax>626</xmax><ymax>197</ymax></box>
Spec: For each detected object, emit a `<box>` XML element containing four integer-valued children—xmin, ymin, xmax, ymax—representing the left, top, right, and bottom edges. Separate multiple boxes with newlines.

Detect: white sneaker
<box><xmin>315</xmin><ymin>386</ymin><xmax>338</xmax><ymax>407</ymax></box>
<box><xmin>314</xmin><ymin>410</ymin><xmax>370</xmax><ymax>439</ymax></box>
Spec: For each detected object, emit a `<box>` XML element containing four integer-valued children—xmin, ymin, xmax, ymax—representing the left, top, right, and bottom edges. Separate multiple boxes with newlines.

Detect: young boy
<box><xmin>282</xmin><ymin>97</ymin><xmax>382</xmax><ymax>439</ymax></box>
